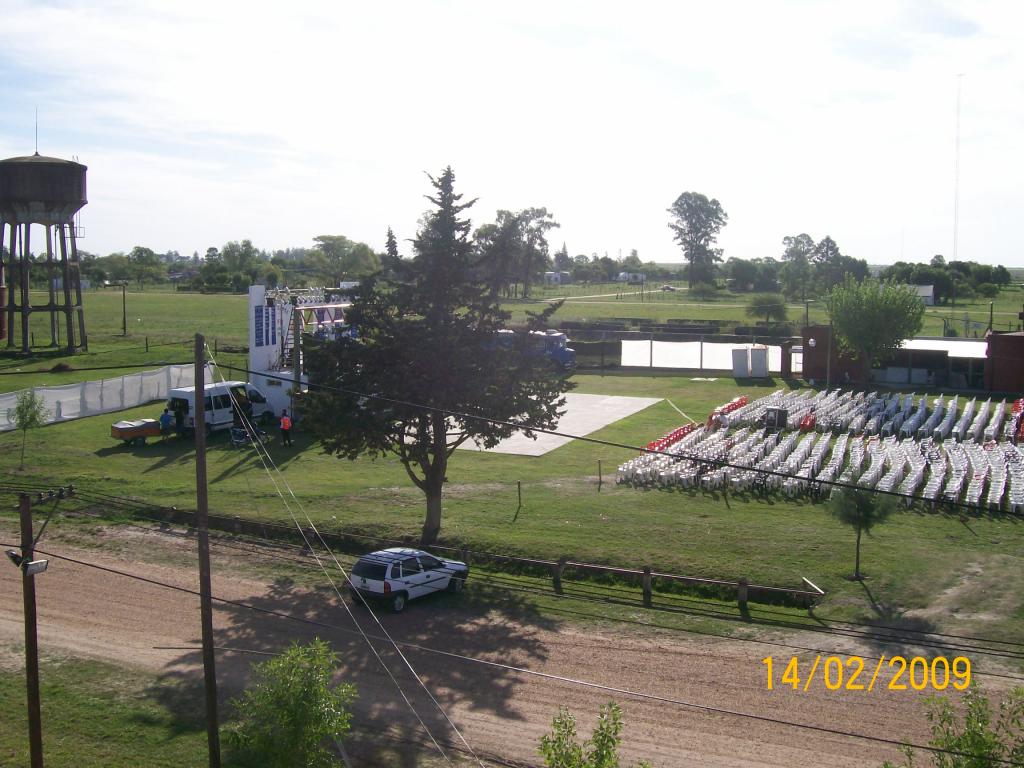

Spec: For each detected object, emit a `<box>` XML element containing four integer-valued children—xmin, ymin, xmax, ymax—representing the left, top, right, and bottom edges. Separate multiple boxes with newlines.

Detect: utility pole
<box><xmin>193</xmin><ymin>333</ymin><xmax>221</xmax><ymax>767</ymax></box>
<box><xmin>826</xmin><ymin>321</ymin><xmax>833</xmax><ymax>389</ymax></box>
<box><xmin>121</xmin><ymin>282</ymin><xmax>127</xmax><ymax>336</ymax></box>
<box><xmin>19</xmin><ymin>493</ymin><xmax>44</xmax><ymax>768</ymax></box>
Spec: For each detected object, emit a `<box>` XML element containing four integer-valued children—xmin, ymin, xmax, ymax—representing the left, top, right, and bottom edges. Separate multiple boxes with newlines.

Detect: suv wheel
<box><xmin>391</xmin><ymin>592</ymin><xmax>407</xmax><ymax>613</ymax></box>
<box><xmin>448</xmin><ymin>576</ymin><xmax>464</xmax><ymax>593</ymax></box>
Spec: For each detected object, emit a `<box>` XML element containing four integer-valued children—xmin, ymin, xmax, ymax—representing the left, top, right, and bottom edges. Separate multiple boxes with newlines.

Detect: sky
<box><xmin>1</xmin><ymin>0</ymin><xmax>1021</xmax><ymax>266</ymax></box>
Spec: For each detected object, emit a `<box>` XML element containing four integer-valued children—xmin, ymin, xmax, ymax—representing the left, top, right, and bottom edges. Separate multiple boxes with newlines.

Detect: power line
<box><xmin>206</xmin><ymin>352</ymin><xmax>471</xmax><ymax>767</ymax></box>
<box><xmin>9</xmin><ymin>543</ymin><xmax>1020</xmax><ymax>768</ymax></box>
<box><xmin>7</xmin><ymin>481</ymin><xmax>1023</xmax><ymax>666</ymax></box>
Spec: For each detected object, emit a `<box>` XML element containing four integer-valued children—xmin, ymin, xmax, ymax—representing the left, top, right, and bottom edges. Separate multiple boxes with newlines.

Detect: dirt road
<box><xmin>0</xmin><ymin>525</ymin><xmax>989</xmax><ymax>767</ymax></box>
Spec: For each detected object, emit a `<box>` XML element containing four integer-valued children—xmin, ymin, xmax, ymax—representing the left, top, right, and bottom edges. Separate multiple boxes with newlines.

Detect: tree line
<box><xmin>666</xmin><ymin>191</ymin><xmax>1015</xmax><ymax>304</ymax></box>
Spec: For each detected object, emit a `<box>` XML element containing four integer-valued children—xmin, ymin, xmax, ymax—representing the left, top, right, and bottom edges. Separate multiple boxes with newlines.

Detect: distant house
<box><xmin>914</xmin><ymin>285</ymin><xmax>935</xmax><ymax>306</ymax></box>
<box><xmin>544</xmin><ymin>271</ymin><xmax>572</xmax><ymax>285</ymax></box>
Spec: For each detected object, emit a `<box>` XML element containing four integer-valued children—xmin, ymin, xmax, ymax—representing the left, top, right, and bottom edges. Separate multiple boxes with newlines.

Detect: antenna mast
<box><xmin>952</xmin><ymin>74</ymin><xmax>963</xmax><ymax>262</ymax></box>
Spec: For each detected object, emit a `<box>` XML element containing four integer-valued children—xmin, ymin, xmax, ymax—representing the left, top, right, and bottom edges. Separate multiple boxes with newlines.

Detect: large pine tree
<box><xmin>302</xmin><ymin>168</ymin><xmax>573</xmax><ymax>545</ymax></box>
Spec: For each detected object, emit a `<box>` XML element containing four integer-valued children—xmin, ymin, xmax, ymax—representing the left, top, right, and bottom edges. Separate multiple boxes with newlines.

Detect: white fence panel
<box><xmin>0</xmin><ymin>363</ymin><xmax>211</xmax><ymax>432</ymax></box>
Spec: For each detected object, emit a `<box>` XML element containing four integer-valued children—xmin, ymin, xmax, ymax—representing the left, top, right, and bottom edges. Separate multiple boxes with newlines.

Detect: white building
<box><xmin>914</xmin><ymin>285</ymin><xmax>935</xmax><ymax>305</ymax></box>
<box><xmin>543</xmin><ymin>271</ymin><xmax>571</xmax><ymax>285</ymax></box>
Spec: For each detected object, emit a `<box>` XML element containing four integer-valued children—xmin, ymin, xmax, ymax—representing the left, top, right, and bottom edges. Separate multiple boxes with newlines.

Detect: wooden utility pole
<box><xmin>194</xmin><ymin>334</ymin><xmax>221</xmax><ymax>767</ymax></box>
<box><xmin>19</xmin><ymin>493</ymin><xmax>44</xmax><ymax>768</ymax></box>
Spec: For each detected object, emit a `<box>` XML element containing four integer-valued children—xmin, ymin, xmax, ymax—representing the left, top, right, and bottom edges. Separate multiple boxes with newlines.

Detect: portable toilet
<box><xmin>732</xmin><ymin>347</ymin><xmax>750</xmax><ymax>378</ymax></box>
<box><xmin>749</xmin><ymin>346</ymin><xmax>769</xmax><ymax>377</ymax></box>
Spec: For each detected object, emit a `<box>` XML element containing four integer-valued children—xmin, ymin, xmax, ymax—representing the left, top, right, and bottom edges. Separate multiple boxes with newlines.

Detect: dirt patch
<box><xmin>0</xmin><ymin>523</ymin><xmax>984</xmax><ymax>767</ymax></box>
<box><xmin>907</xmin><ymin>556</ymin><xmax>1024</xmax><ymax>628</ymax></box>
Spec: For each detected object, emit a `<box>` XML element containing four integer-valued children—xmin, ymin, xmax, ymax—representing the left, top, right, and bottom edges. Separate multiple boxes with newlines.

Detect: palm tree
<box><xmin>828</xmin><ymin>487</ymin><xmax>895</xmax><ymax>580</ymax></box>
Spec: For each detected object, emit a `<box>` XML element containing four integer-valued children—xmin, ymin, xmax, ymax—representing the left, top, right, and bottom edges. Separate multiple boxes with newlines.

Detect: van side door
<box><xmin>211</xmin><ymin>393</ymin><xmax>233</xmax><ymax>429</ymax></box>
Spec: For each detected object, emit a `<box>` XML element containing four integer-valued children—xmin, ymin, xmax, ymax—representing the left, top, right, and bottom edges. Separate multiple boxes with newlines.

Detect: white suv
<box><xmin>348</xmin><ymin>548</ymin><xmax>469</xmax><ymax>612</ymax></box>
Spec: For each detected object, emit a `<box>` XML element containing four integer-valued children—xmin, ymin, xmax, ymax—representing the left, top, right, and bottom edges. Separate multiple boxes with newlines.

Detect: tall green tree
<box><xmin>302</xmin><ymin>168</ymin><xmax>573</xmax><ymax>545</ymax></box>
<box><xmin>666</xmin><ymin>192</ymin><xmax>727</xmax><ymax>288</ymax></box>
<box><xmin>554</xmin><ymin>242</ymin><xmax>572</xmax><ymax>271</ymax></box>
<box><xmin>312</xmin><ymin>235</ymin><xmax>381</xmax><ymax>283</ymax></box>
<box><xmin>828</xmin><ymin>488</ymin><xmax>895</xmax><ymax>580</ymax></box>
<box><xmin>13</xmin><ymin>389</ymin><xmax>48</xmax><ymax>470</ymax></box>
<box><xmin>539</xmin><ymin>702</ymin><xmax>652</xmax><ymax>768</ymax></box>
<box><xmin>780</xmin><ymin>234</ymin><xmax>815</xmax><ymax>300</ymax></box>
<box><xmin>519</xmin><ymin>207</ymin><xmax>559</xmax><ymax>298</ymax></box>
<box><xmin>385</xmin><ymin>226</ymin><xmax>399</xmax><ymax>261</ymax></box>
<box><xmin>127</xmin><ymin>246</ymin><xmax>167</xmax><ymax>289</ymax></box>
<box><xmin>745</xmin><ymin>293</ymin><xmax>788</xmax><ymax>323</ymax></box>
<box><xmin>781</xmin><ymin>233</ymin><xmax>815</xmax><ymax>263</ymax></box>
<box><xmin>476</xmin><ymin>210</ymin><xmax>525</xmax><ymax>298</ymax></box>
<box><xmin>227</xmin><ymin>639</ymin><xmax>356</xmax><ymax>768</ymax></box>
<box><xmin>826</xmin><ymin>277</ymin><xmax>925</xmax><ymax>383</ymax></box>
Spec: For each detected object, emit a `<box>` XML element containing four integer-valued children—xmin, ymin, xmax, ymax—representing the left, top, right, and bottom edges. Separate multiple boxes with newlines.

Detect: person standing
<box><xmin>159</xmin><ymin>408</ymin><xmax>174</xmax><ymax>440</ymax></box>
<box><xmin>280</xmin><ymin>409</ymin><xmax>293</xmax><ymax>446</ymax></box>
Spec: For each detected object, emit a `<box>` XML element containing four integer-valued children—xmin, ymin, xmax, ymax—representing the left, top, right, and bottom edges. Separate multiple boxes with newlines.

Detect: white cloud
<box><xmin>0</xmin><ymin>0</ymin><xmax>1021</xmax><ymax>265</ymax></box>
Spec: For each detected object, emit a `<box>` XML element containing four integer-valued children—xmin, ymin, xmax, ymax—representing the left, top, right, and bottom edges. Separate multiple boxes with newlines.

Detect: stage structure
<box><xmin>247</xmin><ymin>284</ymin><xmax>352</xmax><ymax>415</ymax></box>
<box><xmin>0</xmin><ymin>152</ymin><xmax>88</xmax><ymax>352</ymax></box>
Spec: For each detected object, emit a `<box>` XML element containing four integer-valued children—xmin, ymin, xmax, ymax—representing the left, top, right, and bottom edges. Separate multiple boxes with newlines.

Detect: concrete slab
<box><xmin>457</xmin><ymin>393</ymin><xmax>662</xmax><ymax>456</ymax></box>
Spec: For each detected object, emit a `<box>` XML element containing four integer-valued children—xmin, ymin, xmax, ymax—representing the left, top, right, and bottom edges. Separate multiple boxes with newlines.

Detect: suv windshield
<box><xmin>352</xmin><ymin>559</ymin><xmax>389</xmax><ymax>581</ymax></box>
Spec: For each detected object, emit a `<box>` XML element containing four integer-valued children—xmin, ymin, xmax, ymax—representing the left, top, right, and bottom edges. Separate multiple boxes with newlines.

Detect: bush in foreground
<box><xmin>227</xmin><ymin>638</ymin><xmax>356</xmax><ymax>768</ymax></box>
<box><xmin>882</xmin><ymin>687</ymin><xmax>1024</xmax><ymax>767</ymax></box>
<box><xmin>540</xmin><ymin>701</ymin><xmax>652</xmax><ymax>767</ymax></box>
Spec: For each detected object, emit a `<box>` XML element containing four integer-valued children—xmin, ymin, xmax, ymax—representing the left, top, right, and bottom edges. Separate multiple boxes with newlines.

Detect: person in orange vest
<box><xmin>279</xmin><ymin>409</ymin><xmax>293</xmax><ymax>447</ymax></box>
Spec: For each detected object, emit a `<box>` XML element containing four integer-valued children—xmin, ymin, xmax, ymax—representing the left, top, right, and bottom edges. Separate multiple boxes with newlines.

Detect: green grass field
<box><xmin>0</xmin><ymin>656</ymin><xmax>209</xmax><ymax>767</ymax></box>
<box><xmin>3</xmin><ymin>289</ymin><xmax>1022</xmax><ymax>647</ymax></box>
<box><xmin>507</xmin><ymin>283</ymin><xmax>1024</xmax><ymax>337</ymax></box>
<box><xmin>0</xmin><ymin>290</ymin><xmax>248</xmax><ymax>394</ymax></box>
<box><xmin>3</xmin><ymin>283</ymin><xmax>1020</xmax><ymax>394</ymax></box>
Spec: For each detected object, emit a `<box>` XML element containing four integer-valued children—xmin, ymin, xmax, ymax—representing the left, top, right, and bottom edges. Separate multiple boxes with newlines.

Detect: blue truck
<box><xmin>495</xmin><ymin>329</ymin><xmax>576</xmax><ymax>369</ymax></box>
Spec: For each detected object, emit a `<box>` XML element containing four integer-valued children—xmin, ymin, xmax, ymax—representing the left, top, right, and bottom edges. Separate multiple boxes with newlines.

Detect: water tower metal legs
<box><xmin>20</xmin><ymin>223</ymin><xmax>30</xmax><ymax>352</ymax></box>
<box><xmin>0</xmin><ymin>221</ymin><xmax>7</xmax><ymax>345</ymax></box>
<box><xmin>68</xmin><ymin>227</ymin><xmax>87</xmax><ymax>351</ymax></box>
<box><xmin>46</xmin><ymin>225</ymin><xmax>58</xmax><ymax>346</ymax></box>
<box><xmin>4</xmin><ymin>222</ymin><xmax>14</xmax><ymax>348</ymax></box>
<box><xmin>0</xmin><ymin>221</ymin><xmax>87</xmax><ymax>353</ymax></box>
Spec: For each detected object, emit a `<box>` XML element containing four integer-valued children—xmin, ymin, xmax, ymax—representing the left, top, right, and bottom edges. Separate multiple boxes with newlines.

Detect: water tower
<box><xmin>0</xmin><ymin>152</ymin><xmax>88</xmax><ymax>352</ymax></box>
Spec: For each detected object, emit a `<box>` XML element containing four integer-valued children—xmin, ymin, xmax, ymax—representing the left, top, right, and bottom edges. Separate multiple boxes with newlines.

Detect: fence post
<box><xmin>649</xmin><ymin>331</ymin><xmax>654</xmax><ymax>368</ymax></box>
<box><xmin>642</xmin><ymin>566</ymin><xmax>652</xmax><ymax>608</ymax></box>
<box><xmin>145</xmin><ymin>336</ymin><xmax>149</xmax><ymax>353</ymax></box>
<box><xmin>598</xmin><ymin>459</ymin><xmax>602</xmax><ymax>491</ymax></box>
<box><xmin>738</xmin><ymin>577</ymin><xmax>749</xmax><ymax>611</ymax></box>
<box><xmin>551</xmin><ymin>558</ymin><xmax>566</xmax><ymax>595</ymax></box>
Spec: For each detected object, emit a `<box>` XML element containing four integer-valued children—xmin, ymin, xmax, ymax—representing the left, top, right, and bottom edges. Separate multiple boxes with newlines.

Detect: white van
<box><xmin>167</xmin><ymin>381</ymin><xmax>272</xmax><ymax>435</ymax></box>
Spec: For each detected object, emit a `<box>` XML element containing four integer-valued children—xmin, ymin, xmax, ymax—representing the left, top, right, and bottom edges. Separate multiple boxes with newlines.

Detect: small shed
<box><xmin>914</xmin><ymin>285</ymin><xmax>935</xmax><ymax>306</ymax></box>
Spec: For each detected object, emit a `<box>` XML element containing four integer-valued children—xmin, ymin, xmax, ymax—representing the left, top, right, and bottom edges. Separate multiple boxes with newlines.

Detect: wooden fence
<box><xmin>148</xmin><ymin>506</ymin><xmax>825</xmax><ymax>610</ymax></box>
